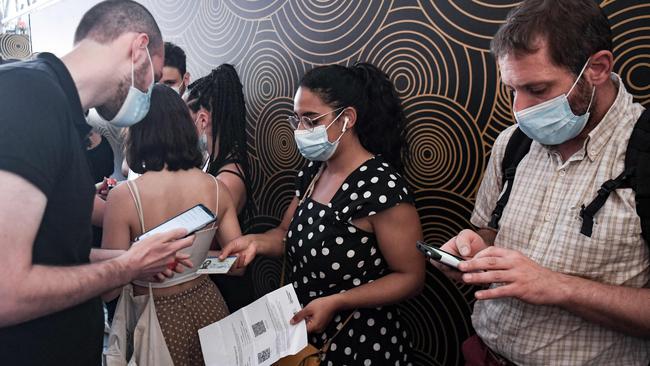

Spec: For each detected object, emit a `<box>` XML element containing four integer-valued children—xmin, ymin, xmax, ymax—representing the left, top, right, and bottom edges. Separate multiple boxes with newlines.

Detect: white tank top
<box><xmin>126</xmin><ymin>176</ymin><xmax>220</xmax><ymax>288</ymax></box>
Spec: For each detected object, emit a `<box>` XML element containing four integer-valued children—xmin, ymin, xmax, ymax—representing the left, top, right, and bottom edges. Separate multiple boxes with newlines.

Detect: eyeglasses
<box><xmin>288</xmin><ymin>107</ymin><xmax>346</xmax><ymax>132</ymax></box>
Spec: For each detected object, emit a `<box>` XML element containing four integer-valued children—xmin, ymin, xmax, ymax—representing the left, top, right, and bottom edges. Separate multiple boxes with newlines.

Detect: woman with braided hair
<box><xmin>185</xmin><ymin>64</ymin><xmax>256</xmax><ymax>311</ymax></box>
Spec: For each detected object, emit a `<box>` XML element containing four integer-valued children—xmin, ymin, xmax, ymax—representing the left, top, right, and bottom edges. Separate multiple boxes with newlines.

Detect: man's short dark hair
<box><xmin>73</xmin><ymin>0</ymin><xmax>162</xmax><ymax>53</ymax></box>
<box><xmin>164</xmin><ymin>42</ymin><xmax>187</xmax><ymax>76</ymax></box>
<box><xmin>126</xmin><ymin>84</ymin><xmax>203</xmax><ymax>174</ymax></box>
<box><xmin>491</xmin><ymin>0</ymin><xmax>612</xmax><ymax>75</ymax></box>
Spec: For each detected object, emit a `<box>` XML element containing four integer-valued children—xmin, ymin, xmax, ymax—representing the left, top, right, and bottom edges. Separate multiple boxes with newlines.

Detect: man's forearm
<box><xmin>89</xmin><ymin>248</ymin><xmax>125</xmax><ymax>262</ymax></box>
<box><xmin>0</xmin><ymin>258</ymin><xmax>129</xmax><ymax>327</ymax></box>
<box><xmin>556</xmin><ymin>273</ymin><xmax>650</xmax><ymax>337</ymax></box>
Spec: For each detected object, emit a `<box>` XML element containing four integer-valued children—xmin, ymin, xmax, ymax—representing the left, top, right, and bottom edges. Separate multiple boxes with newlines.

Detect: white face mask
<box><xmin>106</xmin><ymin>47</ymin><xmax>155</xmax><ymax>127</ymax></box>
<box><xmin>170</xmin><ymin>81</ymin><xmax>185</xmax><ymax>96</ymax></box>
<box><xmin>293</xmin><ymin>112</ymin><xmax>348</xmax><ymax>161</ymax></box>
<box><xmin>198</xmin><ymin>131</ymin><xmax>209</xmax><ymax>153</ymax></box>
<box><xmin>515</xmin><ymin>59</ymin><xmax>595</xmax><ymax>145</ymax></box>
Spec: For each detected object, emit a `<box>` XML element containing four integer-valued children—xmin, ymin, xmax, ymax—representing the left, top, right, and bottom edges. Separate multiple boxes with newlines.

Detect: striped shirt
<box><xmin>470</xmin><ymin>74</ymin><xmax>650</xmax><ymax>365</ymax></box>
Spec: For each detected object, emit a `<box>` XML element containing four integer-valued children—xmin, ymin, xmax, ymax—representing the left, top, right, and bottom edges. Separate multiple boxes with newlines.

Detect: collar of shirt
<box><xmin>583</xmin><ymin>73</ymin><xmax>633</xmax><ymax>162</ymax></box>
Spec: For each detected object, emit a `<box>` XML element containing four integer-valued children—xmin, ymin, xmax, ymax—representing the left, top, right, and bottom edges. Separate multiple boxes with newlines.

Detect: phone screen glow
<box><xmin>137</xmin><ymin>205</ymin><xmax>215</xmax><ymax>241</ymax></box>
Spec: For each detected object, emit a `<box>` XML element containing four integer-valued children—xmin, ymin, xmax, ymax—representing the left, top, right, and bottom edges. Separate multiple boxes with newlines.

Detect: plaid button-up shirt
<box><xmin>471</xmin><ymin>74</ymin><xmax>650</xmax><ymax>366</ymax></box>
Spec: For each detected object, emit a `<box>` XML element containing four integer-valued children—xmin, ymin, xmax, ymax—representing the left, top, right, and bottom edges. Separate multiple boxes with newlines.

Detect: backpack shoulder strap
<box><xmin>625</xmin><ymin>108</ymin><xmax>650</xmax><ymax>244</ymax></box>
<box><xmin>579</xmin><ymin>108</ymin><xmax>650</xmax><ymax>241</ymax></box>
<box><xmin>488</xmin><ymin>128</ymin><xmax>533</xmax><ymax>229</ymax></box>
<box><xmin>488</xmin><ymin>128</ymin><xmax>533</xmax><ymax>230</ymax></box>
<box><xmin>501</xmin><ymin>128</ymin><xmax>533</xmax><ymax>175</ymax></box>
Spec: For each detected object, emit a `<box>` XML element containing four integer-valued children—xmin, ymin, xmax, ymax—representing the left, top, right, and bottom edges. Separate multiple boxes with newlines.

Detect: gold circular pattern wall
<box><xmin>139</xmin><ymin>0</ymin><xmax>650</xmax><ymax>364</ymax></box>
<box><xmin>418</xmin><ymin>0</ymin><xmax>519</xmax><ymax>51</ymax></box>
<box><xmin>403</xmin><ymin>94</ymin><xmax>485</xmax><ymax>196</ymax></box>
<box><xmin>222</xmin><ymin>0</ymin><xmax>287</xmax><ymax>19</ymax></box>
<box><xmin>0</xmin><ymin>34</ymin><xmax>31</xmax><ymax>59</ymax></box>
<box><xmin>148</xmin><ymin>1</ymin><xmax>259</xmax><ymax>75</ymax></box>
<box><xmin>271</xmin><ymin>1</ymin><xmax>392</xmax><ymax>64</ymax></box>
<box><xmin>605</xmin><ymin>1</ymin><xmax>650</xmax><ymax>107</ymax></box>
<box><xmin>252</xmin><ymin>96</ymin><xmax>302</xmax><ymax>177</ymax></box>
<box><xmin>238</xmin><ymin>34</ymin><xmax>309</xmax><ymax>120</ymax></box>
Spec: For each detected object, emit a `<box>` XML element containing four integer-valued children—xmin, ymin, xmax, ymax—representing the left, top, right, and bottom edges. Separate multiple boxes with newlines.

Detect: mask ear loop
<box><xmin>131</xmin><ymin>46</ymin><xmax>154</xmax><ymax>89</ymax></box>
<box><xmin>194</xmin><ymin>115</ymin><xmax>203</xmax><ymax>133</ymax></box>
<box><xmin>145</xmin><ymin>47</ymin><xmax>154</xmax><ymax>85</ymax></box>
<box><xmin>567</xmin><ymin>58</ymin><xmax>591</xmax><ymax>97</ymax></box>
<box><xmin>130</xmin><ymin>48</ymin><xmax>136</xmax><ymax>88</ymax></box>
<box><xmin>325</xmin><ymin>108</ymin><xmax>346</xmax><ymax>130</ymax></box>
<box><xmin>568</xmin><ymin>58</ymin><xmax>596</xmax><ymax>115</ymax></box>
<box><xmin>326</xmin><ymin>109</ymin><xmax>348</xmax><ymax>143</ymax></box>
<box><xmin>584</xmin><ymin>85</ymin><xmax>596</xmax><ymax>114</ymax></box>
<box><xmin>332</xmin><ymin>118</ymin><xmax>349</xmax><ymax>144</ymax></box>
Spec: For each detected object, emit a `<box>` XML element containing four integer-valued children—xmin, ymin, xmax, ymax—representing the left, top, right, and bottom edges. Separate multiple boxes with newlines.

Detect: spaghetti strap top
<box><xmin>129</xmin><ymin>176</ymin><xmax>220</xmax><ymax>288</ymax></box>
<box><xmin>126</xmin><ymin>180</ymin><xmax>146</xmax><ymax>234</ymax></box>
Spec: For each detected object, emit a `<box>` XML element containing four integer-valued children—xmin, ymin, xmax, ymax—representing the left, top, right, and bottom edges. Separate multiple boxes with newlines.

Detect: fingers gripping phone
<box><xmin>417</xmin><ymin>241</ymin><xmax>464</xmax><ymax>269</ymax></box>
<box><xmin>136</xmin><ymin>204</ymin><xmax>217</xmax><ymax>242</ymax></box>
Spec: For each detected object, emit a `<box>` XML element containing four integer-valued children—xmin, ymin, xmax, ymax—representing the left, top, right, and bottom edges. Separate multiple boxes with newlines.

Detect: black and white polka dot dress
<box><xmin>286</xmin><ymin>156</ymin><xmax>414</xmax><ymax>366</ymax></box>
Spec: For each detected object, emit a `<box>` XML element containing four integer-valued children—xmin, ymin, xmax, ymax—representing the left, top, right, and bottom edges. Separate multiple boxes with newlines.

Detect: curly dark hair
<box><xmin>126</xmin><ymin>84</ymin><xmax>203</xmax><ymax>174</ymax></box>
<box><xmin>298</xmin><ymin>62</ymin><xmax>409</xmax><ymax>172</ymax></box>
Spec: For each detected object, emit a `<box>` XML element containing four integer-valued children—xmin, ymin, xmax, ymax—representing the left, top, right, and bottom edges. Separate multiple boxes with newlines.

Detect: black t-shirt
<box><xmin>0</xmin><ymin>53</ymin><xmax>103</xmax><ymax>365</ymax></box>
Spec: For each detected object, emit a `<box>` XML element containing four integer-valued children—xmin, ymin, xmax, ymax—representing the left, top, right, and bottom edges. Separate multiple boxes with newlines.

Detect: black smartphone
<box><xmin>136</xmin><ymin>204</ymin><xmax>216</xmax><ymax>241</ymax></box>
<box><xmin>417</xmin><ymin>240</ymin><xmax>464</xmax><ymax>269</ymax></box>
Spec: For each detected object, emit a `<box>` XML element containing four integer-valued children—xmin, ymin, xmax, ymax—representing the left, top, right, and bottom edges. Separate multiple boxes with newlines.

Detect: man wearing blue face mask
<box><xmin>0</xmin><ymin>1</ymin><xmax>195</xmax><ymax>365</ymax></box>
<box><xmin>87</xmin><ymin>42</ymin><xmax>187</xmax><ymax>182</ymax></box>
<box><xmin>432</xmin><ymin>0</ymin><xmax>650</xmax><ymax>365</ymax></box>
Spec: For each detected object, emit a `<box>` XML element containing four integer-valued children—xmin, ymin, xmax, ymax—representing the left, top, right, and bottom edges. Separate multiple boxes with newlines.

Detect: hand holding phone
<box><xmin>96</xmin><ymin>177</ymin><xmax>118</xmax><ymax>200</ymax></box>
<box><xmin>417</xmin><ymin>241</ymin><xmax>464</xmax><ymax>269</ymax></box>
<box><xmin>136</xmin><ymin>204</ymin><xmax>216</xmax><ymax>242</ymax></box>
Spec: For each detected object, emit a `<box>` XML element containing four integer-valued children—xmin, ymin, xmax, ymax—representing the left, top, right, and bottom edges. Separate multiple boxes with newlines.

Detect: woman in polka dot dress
<box><xmin>222</xmin><ymin>63</ymin><xmax>425</xmax><ymax>366</ymax></box>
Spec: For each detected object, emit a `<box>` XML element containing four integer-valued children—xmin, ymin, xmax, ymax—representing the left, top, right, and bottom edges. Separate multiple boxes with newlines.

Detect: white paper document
<box><xmin>199</xmin><ymin>284</ymin><xmax>308</xmax><ymax>366</ymax></box>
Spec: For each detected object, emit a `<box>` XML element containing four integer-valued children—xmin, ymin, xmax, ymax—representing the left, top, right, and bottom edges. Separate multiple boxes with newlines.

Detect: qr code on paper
<box><xmin>257</xmin><ymin>348</ymin><xmax>270</xmax><ymax>364</ymax></box>
<box><xmin>252</xmin><ymin>320</ymin><xmax>266</xmax><ymax>337</ymax></box>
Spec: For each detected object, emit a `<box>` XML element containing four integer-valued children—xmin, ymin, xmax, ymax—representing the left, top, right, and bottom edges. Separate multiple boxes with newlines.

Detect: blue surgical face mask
<box><xmin>514</xmin><ymin>59</ymin><xmax>595</xmax><ymax>145</ymax></box>
<box><xmin>170</xmin><ymin>80</ymin><xmax>186</xmax><ymax>96</ymax></box>
<box><xmin>107</xmin><ymin>47</ymin><xmax>155</xmax><ymax>127</ymax></box>
<box><xmin>294</xmin><ymin>110</ymin><xmax>347</xmax><ymax>161</ymax></box>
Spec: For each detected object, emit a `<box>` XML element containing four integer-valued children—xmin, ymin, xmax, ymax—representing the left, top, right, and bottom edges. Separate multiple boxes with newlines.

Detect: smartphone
<box><xmin>417</xmin><ymin>240</ymin><xmax>464</xmax><ymax>269</ymax></box>
<box><xmin>136</xmin><ymin>204</ymin><xmax>216</xmax><ymax>241</ymax></box>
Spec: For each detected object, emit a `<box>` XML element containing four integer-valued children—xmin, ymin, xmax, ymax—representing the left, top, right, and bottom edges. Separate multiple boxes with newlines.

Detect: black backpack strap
<box><xmin>625</xmin><ymin>108</ymin><xmax>650</xmax><ymax>244</ymax></box>
<box><xmin>578</xmin><ymin>108</ymin><xmax>650</xmax><ymax>242</ymax></box>
<box><xmin>488</xmin><ymin>128</ymin><xmax>533</xmax><ymax>229</ymax></box>
<box><xmin>579</xmin><ymin>168</ymin><xmax>633</xmax><ymax>237</ymax></box>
